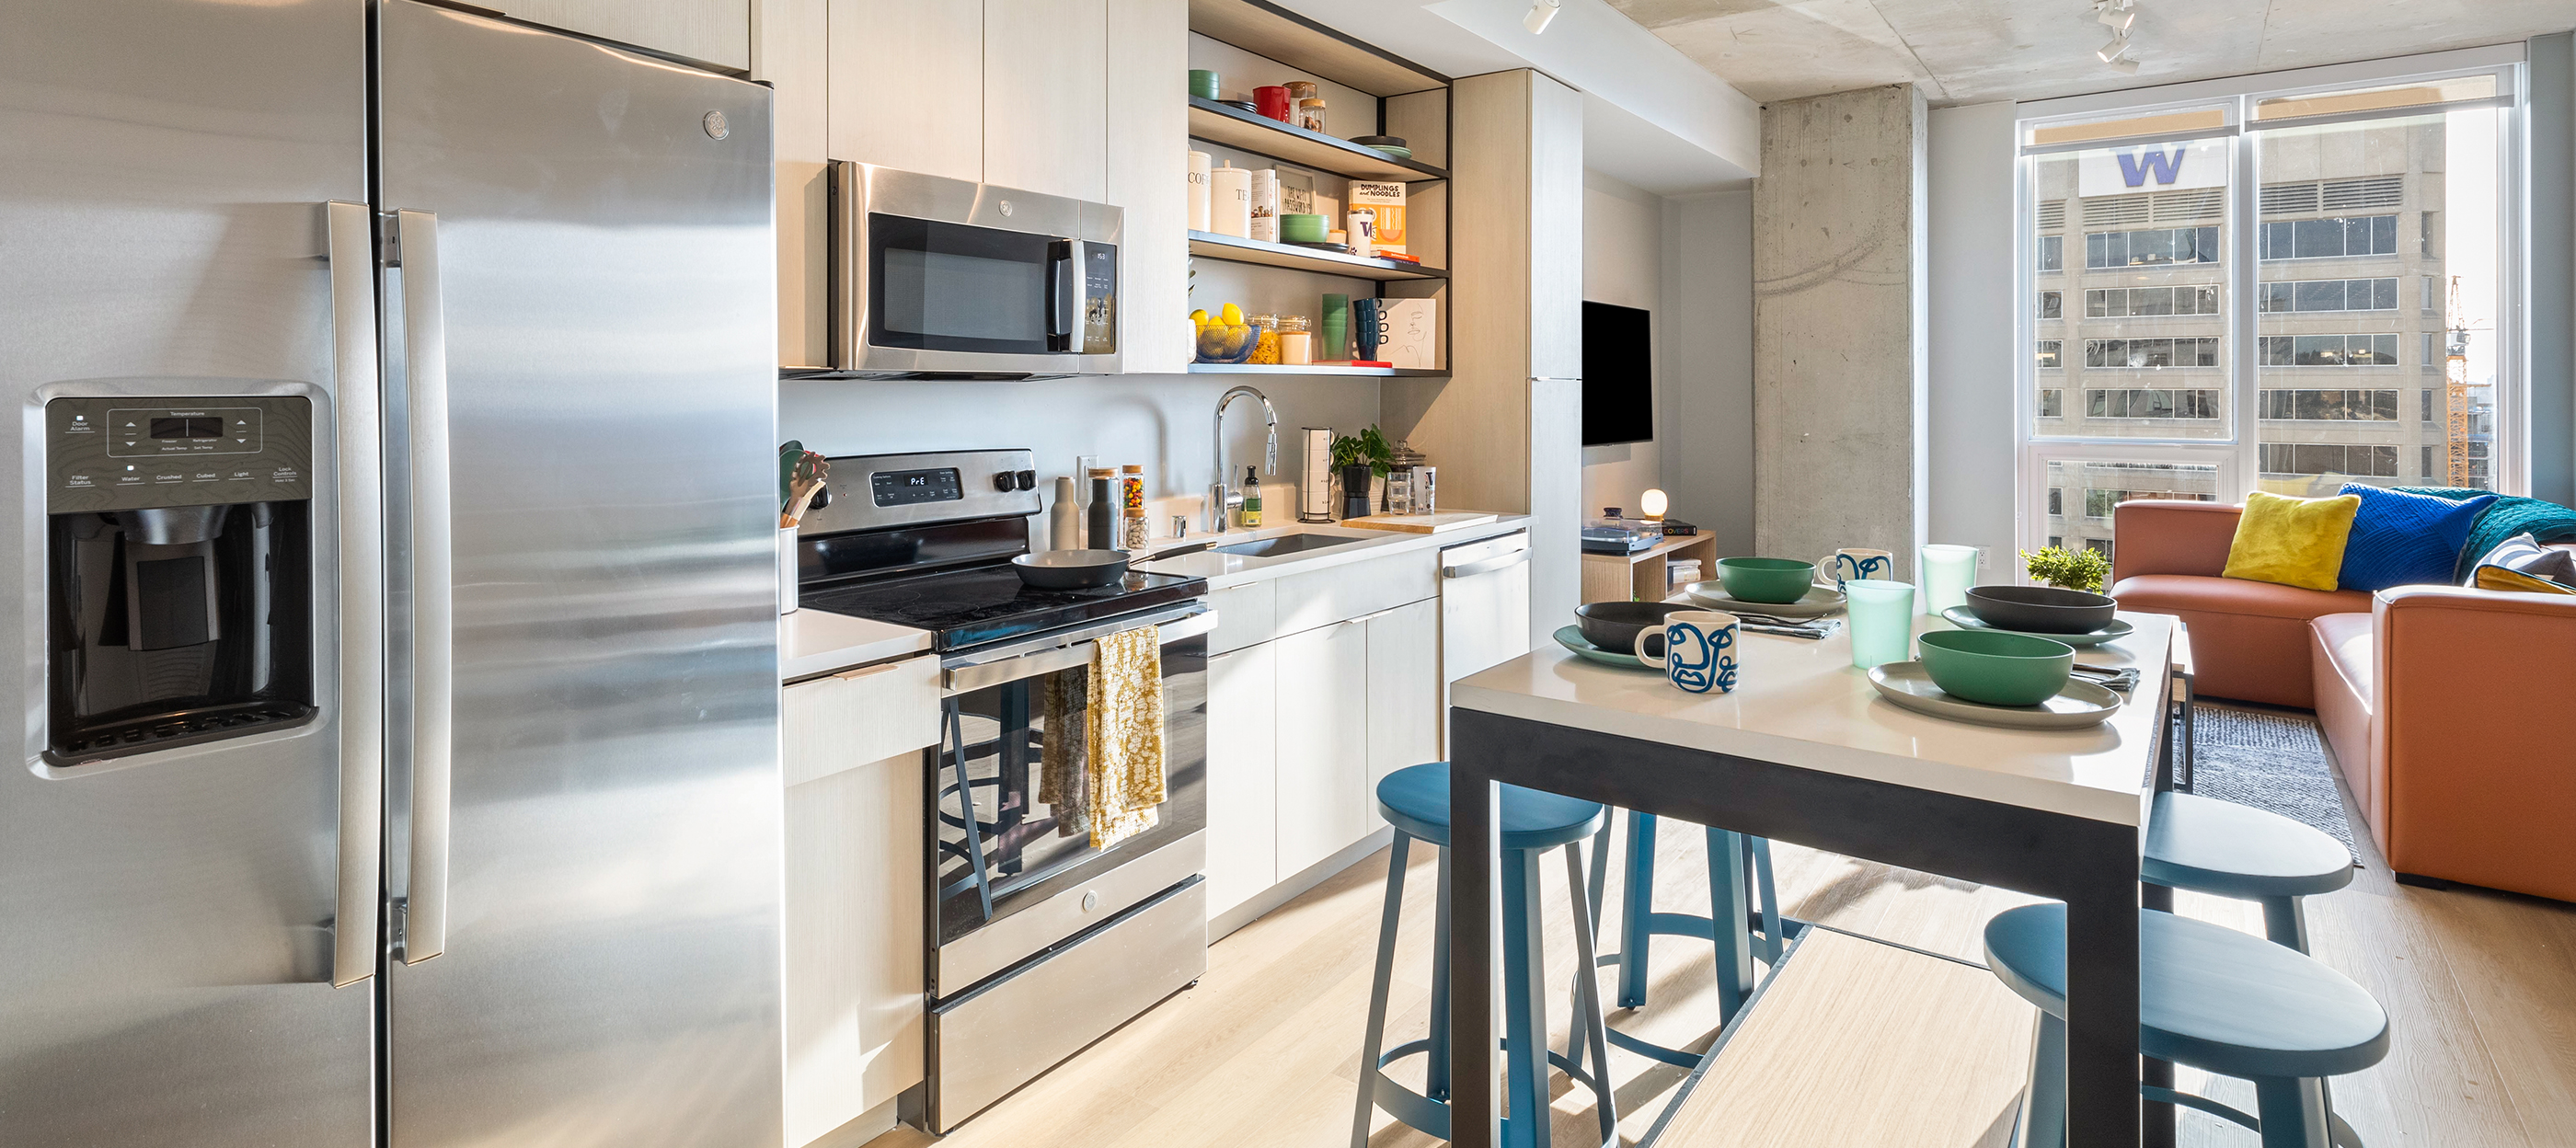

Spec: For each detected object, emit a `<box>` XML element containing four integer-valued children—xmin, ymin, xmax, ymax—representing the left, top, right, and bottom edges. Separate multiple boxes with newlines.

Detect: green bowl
<box><xmin>1716</xmin><ymin>557</ymin><xmax>1820</xmax><ymax>604</ymax></box>
<box><xmin>1915</xmin><ymin>629</ymin><xmax>2076</xmax><ymax>707</ymax></box>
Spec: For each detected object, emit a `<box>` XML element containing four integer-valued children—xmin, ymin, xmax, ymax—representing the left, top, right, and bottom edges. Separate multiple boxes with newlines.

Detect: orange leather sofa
<box><xmin>2110</xmin><ymin>499</ymin><xmax>2576</xmax><ymax>901</ymax></box>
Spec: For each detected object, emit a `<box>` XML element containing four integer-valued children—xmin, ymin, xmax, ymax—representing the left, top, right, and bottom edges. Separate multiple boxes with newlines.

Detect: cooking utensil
<box><xmin>781</xmin><ymin>451</ymin><xmax>828</xmax><ymax>527</ymax></box>
<box><xmin>1011</xmin><ymin>549</ymin><xmax>1131</xmax><ymax>590</ymax></box>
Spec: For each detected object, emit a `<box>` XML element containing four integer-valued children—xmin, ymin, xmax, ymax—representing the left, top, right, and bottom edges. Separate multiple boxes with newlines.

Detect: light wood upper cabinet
<box><xmin>1205</xmin><ymin>643</ymin><xmax>1279</xmax><ymax>918</ymax></box>
<box><xmin>981</xmin><ymin>0</ymin><xmax>1108</xmax><ymax>201</ymax></box>
<box><xmin>500</xmin><ymin>0</ymin><xmax>752</xmax><ymax>70</ymax></box>
<box><xmin>755</xmin><ymin>0</ymin><xmax>834</xmax><ymax>369</ymax></box>
<box><xmin>826</xmin><ymin>0</ymin><xmax>984</xmax><ymax>184</ymax></box>
<box><xmin>1105</xmin><ymin>0</ymin><xmax>1190</xmax><ymax>373</ymax></box>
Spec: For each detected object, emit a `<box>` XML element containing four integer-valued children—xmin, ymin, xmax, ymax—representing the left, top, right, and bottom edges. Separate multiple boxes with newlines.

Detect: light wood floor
<box><xmin>874</xmin><ymin>711</ymin><xmax>2576</xmax><ymax>1148</ymax></box>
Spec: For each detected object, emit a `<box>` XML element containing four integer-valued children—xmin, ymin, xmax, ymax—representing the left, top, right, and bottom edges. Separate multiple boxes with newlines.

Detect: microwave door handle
<box><xmin>324</xmin><ymin>201</ymin><xmax>384</xmax><ymax>989</ymax></box>
<box><xmin>1047</xmin><ymin>239</ymin><xmax>1081</xmax><ymax>351</ymax></box>
<box><xmin>395</xmin><ymin>209</ymin><xmax>454</xmax><ymax>966</ymax></box>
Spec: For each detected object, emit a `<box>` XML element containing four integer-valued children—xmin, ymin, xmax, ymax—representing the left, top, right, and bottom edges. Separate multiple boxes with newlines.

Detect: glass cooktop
<box><xmin>801</xmin><ymin>563</ymin><xmax>1207</xmax><ymax>651</ymax></box>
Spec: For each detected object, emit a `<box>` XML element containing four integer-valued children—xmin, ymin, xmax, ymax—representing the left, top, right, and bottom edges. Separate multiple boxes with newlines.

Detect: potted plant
<box><xmin>1330</xmin><ymin>425</ymin><xmax>1394</xmax><ymax>519</ymax></box>
<box><xmin>2021</xmin><ymin>545</ymin><xmax>2112</xmax><ymax>593</ymax></box>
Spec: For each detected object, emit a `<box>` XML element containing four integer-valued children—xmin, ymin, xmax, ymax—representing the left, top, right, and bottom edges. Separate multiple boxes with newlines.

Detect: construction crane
<box><xmin>2444</xmin><ymin>275</ymin><xmax>2478</xmax><ymax>488</ymax></box>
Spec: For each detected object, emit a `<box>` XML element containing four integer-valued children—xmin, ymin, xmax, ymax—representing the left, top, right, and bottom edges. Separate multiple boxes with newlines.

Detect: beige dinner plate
<box><xmin>1867</xmin><ymin>661</ymin><xmax>2124</xmax><ymax>729</ymax></box>
<box><xmin>1682</xmin><ymin>581</ymin><xmax>1846</xmax><ymax>618</ymax></box>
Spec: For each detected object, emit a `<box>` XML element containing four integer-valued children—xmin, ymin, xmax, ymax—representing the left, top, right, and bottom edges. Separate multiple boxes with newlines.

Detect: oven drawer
<box><xmin>935</xmin><ymin>829</ymin><xmax>1204</xmax><ymax>993</ymax></box>
<box><xmin>928</xmin><ymin>878</ymin><xmax>1207</xmax><ymax>1131</ymax></box>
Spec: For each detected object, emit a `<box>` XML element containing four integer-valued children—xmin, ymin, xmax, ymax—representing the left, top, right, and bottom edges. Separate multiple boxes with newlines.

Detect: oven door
<box><xmin>832</xmin><ymin>162</ymin><xmax>1120</xmax><ymax>377</ymax></box>
<box><xmin>930</xmin><ymin>605</ymin><xmax>1209</xmax><ymax>995</ymax></box>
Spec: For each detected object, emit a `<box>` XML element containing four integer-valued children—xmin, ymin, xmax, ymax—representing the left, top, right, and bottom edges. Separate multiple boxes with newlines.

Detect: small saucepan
<box><xmin>1011</xmin><ymin>549</ymin><xmax>1130</xmax><ymax>590</ymax></box>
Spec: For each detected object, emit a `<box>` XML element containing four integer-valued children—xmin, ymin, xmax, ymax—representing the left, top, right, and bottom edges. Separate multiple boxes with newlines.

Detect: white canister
<box><xmin>1186</xmin><ymin>150</ymin><xmax>1213</xmax><ymax>232</ymax></box>
<box><xmin>1209</xmin><ymin>165</ymin><xmax>1250</xmax><ymax>238</ymax></box>
<box><xmin>1248</xmin><ymin>168</ymin><xmax>1279</xmax><ymax>243</ymax></box>
<box><xmin>1346</xmin><ymin>208</ymin><xmax>1374</xmax><ymax>252</ymax></box>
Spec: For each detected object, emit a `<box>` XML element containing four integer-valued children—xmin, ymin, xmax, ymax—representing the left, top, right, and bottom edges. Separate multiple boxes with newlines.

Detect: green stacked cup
<box><xmin>1189</xmin><ymin>70</ymin><xmax>1220</xmax><ymax>100</ymax></box>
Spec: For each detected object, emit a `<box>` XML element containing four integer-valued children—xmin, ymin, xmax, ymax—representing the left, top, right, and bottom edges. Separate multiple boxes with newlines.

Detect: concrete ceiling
<box><xmin>1604</xmin><ymin>0</ymin><xmax>2574</xmax><ymax>106</ymax></box>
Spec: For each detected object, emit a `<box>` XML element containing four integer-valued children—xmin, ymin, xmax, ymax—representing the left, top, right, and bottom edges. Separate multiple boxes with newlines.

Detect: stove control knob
<box><xmin>992</xmin><ymin>471</ymin><xmax>1016</xmax><ymax>492</ymax></box>
<box><xmin>1015</xmin><ymin>469</ymin><xmax>1036</xmax><ymax>490</ymax></box>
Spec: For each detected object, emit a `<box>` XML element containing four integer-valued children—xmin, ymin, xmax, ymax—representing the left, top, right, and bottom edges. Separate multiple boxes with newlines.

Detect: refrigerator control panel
<box><xmin>45</xmin><ymin>396</ymin><xmax>315</xmax><ymax>513</ymax></box>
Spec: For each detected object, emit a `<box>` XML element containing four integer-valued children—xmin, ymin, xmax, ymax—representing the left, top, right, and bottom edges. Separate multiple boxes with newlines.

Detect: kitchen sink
<box><xmin>1211</xmin><ymin>534</ymin><xmax>1366</xmax><ymax>558</ymax></box>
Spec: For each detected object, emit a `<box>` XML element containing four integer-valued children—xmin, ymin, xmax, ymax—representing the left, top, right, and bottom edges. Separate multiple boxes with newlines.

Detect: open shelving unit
<box><xmin>1187</xmin><ymin>230</ymin><xmax>1444</xmax><ymax>281</ymax></box>
<box><xmin>1185</xmin><ymin>98</ymin><xmax>1445</xmax><ymax>182</ymax></box>
<box><xmin>1186</xmin><ymin>0</ymin><xmax>1451</xmax><ymax>379</ymax></box>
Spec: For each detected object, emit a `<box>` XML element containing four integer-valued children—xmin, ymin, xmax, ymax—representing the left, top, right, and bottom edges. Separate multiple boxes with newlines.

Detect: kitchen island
<box><xmin>1443</xmin><ymin>613</ymin><xmax>2178</xmax><ymax>1148</ymax></box>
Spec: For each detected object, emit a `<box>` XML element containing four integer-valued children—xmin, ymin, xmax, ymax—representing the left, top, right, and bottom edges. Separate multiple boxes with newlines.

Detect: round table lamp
<box><xmin>1640</xmin><ymin>488</ymin><xmax>1668</xmax><ymax>522</ymax></box>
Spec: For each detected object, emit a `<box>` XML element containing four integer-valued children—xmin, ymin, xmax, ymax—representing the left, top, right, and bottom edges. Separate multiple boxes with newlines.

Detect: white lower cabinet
<box><xmin>1363</xmin><ymin>599</ymin><xmax>1443</xmax><ymax>794</ymax></box>
<box><xmin>1273</xmin><ymin>618</ymin><xmax>1372</xmax><ymax>878</ymax></box>
<box><xmin>1204</xmin><ymin>643</ymin><xmax>1279</xmax><ymax>917</ymax></box>
<box><xmin>781</xmin><ymin>660</ymin><xmax>937</xmax><ymax>1147</ymax></box>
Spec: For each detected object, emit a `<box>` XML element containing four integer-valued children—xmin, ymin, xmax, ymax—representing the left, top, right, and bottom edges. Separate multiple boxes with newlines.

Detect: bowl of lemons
<box><xmin>1191</xmin><ymin>304</ymin><xmax>1258</xmax><ymax>364</ymax></box>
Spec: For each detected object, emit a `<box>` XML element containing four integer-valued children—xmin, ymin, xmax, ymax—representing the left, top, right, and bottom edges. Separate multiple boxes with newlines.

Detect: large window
<box><xmin>2022</xmin><ymin>59</ymin><xmax>2519</xmax><ymax>558</ymax></box>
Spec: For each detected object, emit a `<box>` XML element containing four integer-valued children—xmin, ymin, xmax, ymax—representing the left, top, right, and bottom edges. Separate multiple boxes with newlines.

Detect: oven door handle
<box><xmin>944</xmin><ymin>604</ymin><xmax>1213</xmax><ymax>695</ymax></box>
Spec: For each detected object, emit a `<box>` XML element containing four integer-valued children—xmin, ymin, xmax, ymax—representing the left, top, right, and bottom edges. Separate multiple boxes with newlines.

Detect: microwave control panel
<box><xmin>45</xmin><ymin>396</ymin><xmax>315</xmax><ymax>513</ymax></box>
<box><xmin>1081</xmin><ymin>241</ymin><xmax>1117</xmax><ymax>355</ymax></box>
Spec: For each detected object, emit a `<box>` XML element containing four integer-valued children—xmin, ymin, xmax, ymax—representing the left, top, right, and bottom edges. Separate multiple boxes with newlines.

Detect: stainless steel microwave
<box><xmin>830</xmin><ymin>163</ymin><xmax>1120</xmax><ymax>378</ymax></box>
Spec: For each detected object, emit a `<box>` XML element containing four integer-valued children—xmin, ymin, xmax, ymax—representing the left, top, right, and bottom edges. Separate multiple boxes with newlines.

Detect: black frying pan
<box><xmin>1011</xmin><ymin>549</ymin><xmax>1130</xmax><ymax>590</ymax></box>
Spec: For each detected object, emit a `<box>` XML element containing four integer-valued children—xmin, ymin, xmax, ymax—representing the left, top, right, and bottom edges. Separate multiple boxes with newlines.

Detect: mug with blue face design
<box><xmin>1632</xmin><ymin>610</ymin><xmax>1740</xmax><ymax>695</ymax></box>
<box><xmin>1815</xmin><ymin>547</ymin><xmax>1894</xmax><ymax>591</ymax></box>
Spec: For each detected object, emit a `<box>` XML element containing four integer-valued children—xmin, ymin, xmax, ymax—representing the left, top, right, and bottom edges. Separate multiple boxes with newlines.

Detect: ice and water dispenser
<box><xmin>42</xmin><ymin>396</ymin><xmax>316</xmax><ymax>764</ymax></box>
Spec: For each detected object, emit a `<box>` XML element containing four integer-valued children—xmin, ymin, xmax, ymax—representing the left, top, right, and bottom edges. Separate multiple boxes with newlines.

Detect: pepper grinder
<box><xmin>1086</xmin><ymin>467</ymin><xmax>1116</xmax><ymax>549</ymax></box>
<box><xmin>1049</xmin><ymin>476</ymin><xmax>1081</xmax><ymax>551</ymax></box>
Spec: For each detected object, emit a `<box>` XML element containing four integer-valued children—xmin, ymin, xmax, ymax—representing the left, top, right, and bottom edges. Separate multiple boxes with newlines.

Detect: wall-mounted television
<box><xmin>1581</xmin><ymin>301</ymin><xmax>1651</xmax><ymax>446</ymax></box>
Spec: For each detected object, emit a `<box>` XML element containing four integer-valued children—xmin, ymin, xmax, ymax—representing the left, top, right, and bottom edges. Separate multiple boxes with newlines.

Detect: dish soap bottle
<box><xmin>1238</xmin><ymin>466</ymin><xmax>1262</xmax><ymax>529</ymax></box>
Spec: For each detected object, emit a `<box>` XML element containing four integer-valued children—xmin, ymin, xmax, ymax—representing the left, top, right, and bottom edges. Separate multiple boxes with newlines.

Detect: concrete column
<box><xmin>1752</xmin><ymin>85</ymin><xmax>1928</xmax><ymax>575</ymax></box>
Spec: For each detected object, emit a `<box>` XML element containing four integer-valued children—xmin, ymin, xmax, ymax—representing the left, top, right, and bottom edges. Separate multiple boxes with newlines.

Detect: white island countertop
<box><xmin>1452</xmin><ymin>611</ymin><xmax>2174</xmax><ymax>826</ymax></box>
<box><xmin>1131</xmin><ymin>514</ymin><xmax>1528</xmax><ymax>589</ymax></box>
<box><xmin>780</xmin><ymin>608</ymin><xmax>932</xmax><ymax>682</ymax></box>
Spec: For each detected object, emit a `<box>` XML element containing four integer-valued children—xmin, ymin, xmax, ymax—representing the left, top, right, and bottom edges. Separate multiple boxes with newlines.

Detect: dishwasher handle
<box><xmin>1443</xmin><ymin>548</ymin><xmax>1530</xmax><ymax>579</ymax></box>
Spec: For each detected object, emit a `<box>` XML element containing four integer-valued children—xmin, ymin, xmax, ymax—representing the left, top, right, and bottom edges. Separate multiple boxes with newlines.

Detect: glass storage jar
<box><xmin>1246</xmin><ymin>314</ymin><xmax>1281</xmax><ymax>364</ymax></box>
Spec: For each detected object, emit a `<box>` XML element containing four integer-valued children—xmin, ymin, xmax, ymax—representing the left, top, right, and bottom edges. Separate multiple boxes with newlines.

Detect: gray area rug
<box><xmin>2191</xmin><ymin>705</ymin><xmax>2361</xmax><ymax>863</ymax></box>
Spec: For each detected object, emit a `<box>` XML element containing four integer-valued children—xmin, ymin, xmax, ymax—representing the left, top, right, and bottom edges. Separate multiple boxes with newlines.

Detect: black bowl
<box><xmin>1963</xmin><ymin>584</ymin><xmax>2117</xmax><ymax>635</ymax></box>
<box><xmin>1575</xmin><ymin>601</ymin><xmax>1693</xmax><ymax>658</ymax></box>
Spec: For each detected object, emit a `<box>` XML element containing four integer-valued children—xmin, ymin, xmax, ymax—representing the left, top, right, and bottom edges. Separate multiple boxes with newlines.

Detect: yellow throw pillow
<box><xmin>2222</xmin><ymin>491</ymin><xmax>2362</xmax><ymax>591</ymax></box>
<box><xmin>2474</xmin><ymin>566</ymin><xmax>2576</xmax><ymax>596</ymax></box>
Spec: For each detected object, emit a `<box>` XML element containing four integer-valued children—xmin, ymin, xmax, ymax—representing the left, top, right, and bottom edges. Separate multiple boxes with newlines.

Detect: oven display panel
<box><xmin>872</xmin><ymin>466</ymin><xmax>964</xmax><ymax>507</ymax></box>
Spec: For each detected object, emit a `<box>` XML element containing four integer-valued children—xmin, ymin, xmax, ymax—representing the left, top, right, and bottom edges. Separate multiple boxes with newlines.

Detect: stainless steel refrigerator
<box><xmin>0</xmin><ymin>2</ymin><xmax>784</xmax><ymax>1144</ymax></box>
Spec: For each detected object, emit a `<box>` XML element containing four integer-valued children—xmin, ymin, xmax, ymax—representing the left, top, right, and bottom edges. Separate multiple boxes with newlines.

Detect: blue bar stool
<box><xmin>2144</xmin><ymin>790</ymin><xmax>2352</xmax><ymax>953</ymax></box>
<box><xmin>1351</xmin><ymin>763</ymin><xmax>1616</xmax><ymax>1148</ymax></box>
<box><xmin>1984</xmin><ymin>903</ymin><xmax>2390</xmax><ymax>1148</ymax></box>
<box><xmin>1565</xmin><ymin>811</ymin><xmax>1784</xmax><ymax>1072</ymax></box>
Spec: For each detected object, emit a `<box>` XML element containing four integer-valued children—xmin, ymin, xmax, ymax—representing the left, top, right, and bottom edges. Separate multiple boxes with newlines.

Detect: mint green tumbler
<box><xmin>1917</xmin><ymin>544</ymin><xmax>1979</xmax><ymax>614</ymax></box>
<box><xmin>1845</xmin><ymin>579</ymin><xmax>1915</xmax><ymax>669</ymax></box>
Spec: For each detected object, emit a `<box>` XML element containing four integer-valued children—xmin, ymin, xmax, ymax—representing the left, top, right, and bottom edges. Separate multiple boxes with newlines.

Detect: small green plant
<box><xmin>2022</xmin><ymin>545</ymin><xmax>2111</xmax><ymax>593</ymax></box>
<box><xmin>1331</xmin><ymin>425</ymin><xmax>1395</xmax><ymax>476</ymax></box>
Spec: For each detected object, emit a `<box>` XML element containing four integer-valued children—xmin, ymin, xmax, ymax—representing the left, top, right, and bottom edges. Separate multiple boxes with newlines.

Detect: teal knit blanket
<box><xmin>2396</xmin><ymin>487</ymin><xmax>2576</xmax><ymax>578</ymax></box>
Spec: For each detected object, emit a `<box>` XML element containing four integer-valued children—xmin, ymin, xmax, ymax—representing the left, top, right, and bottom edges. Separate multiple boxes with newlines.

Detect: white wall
<box><xmin>1657</xmin><ymin>189</ymin><xmax>1754</xmax><ymax>554</ymax></box>
<box><xmin>778</xmin><ymin>375</ymin><xmax>1381</xmax><ymax>532</ymax></box>
<box><xmin>1581</xmin><ymin>168</ymin><xmax>1662</xmax><ymax>518</ymax></box>
<box><xmin>1926</xmin><ymin>101</ymin><xmax>2019</xmax><ymax>578</ymax></box>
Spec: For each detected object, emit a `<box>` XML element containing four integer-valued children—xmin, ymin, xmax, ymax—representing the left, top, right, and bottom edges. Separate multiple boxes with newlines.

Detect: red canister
<box><xmin>1253</xmin><ymin>85</ymin><xmax>1292</xmax><ymax>122</ymax></box>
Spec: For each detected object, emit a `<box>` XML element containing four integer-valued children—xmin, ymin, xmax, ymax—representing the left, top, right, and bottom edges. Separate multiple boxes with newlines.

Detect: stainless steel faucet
<box><xmin>1209</xmin><ymin>385</ymin><xmax>1278</xmax><ymax>534</ymax></box>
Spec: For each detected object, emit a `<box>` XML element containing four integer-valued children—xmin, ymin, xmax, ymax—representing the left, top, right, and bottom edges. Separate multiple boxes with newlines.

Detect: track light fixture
<box><xmin>2108</xmin><ymin>55</ymin><xmax>2140</xmax><ymax>74</ymax></box>
<box><xmin>2094</xmin><ymin>0</ymin><xmax>2134</xmax><ymax>29</ymax></box>
<box><xmin>2091</xmin><ymin>0</ymin><xmax>2140</xmax><ymax>72</ymax></box>
<box><xmin>2098</xmin><ymin>36</ymin><xmax>2128</xmax><ymax>63</ymax></box>
<box><xmin>1525</xmin><ymin>0</ymin><xmax>1560</xmax><ymax>34</ymax></box>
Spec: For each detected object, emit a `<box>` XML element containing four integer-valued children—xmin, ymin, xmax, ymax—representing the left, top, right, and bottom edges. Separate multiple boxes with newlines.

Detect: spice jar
<box><xmin>1246</xmin><ymin>314</ymin><xmax>1281</xmax><ymax>364</ymax></box>
<box><xmin>1296</xmin><ymin>98</ymin><xmax>1327</xmax><ymax>134</ymax></box>
<box><xmin>1276</xmin><ymin>315</ymin><xmax>1313</xmax><ymax>365</ymax></box>
<box><xmin>1120</xmin><ymin>465</ymin><xmax>1149</xmax><ymax>550</ymax></box>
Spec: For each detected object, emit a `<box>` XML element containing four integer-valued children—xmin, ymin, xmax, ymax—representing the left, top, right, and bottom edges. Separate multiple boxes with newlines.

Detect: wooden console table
<box><xmin>1580</xmin><ymin>533</ymin><xmax>1719</xmax><ymax>603</ymax></box>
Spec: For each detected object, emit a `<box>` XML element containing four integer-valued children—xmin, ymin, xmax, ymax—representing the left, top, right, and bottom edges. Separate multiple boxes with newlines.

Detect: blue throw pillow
<box><xmin>2336</xmin><ymin>483</ymin><xmax>2495</xmax><ymax>591</ymax></box>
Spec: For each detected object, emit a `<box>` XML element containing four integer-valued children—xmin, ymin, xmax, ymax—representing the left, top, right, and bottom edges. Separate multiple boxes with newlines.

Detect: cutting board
<box><xmin>1339</xmin><ymin>511</ymin><xmax>1500</xmax><ymax>534</ymax></box>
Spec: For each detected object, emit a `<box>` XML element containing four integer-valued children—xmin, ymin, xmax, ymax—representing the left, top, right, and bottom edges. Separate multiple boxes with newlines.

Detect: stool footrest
<box><xmin>1368</xmin><ymin>1039</ymin><xmax>1615</xmax><ymax>1142</ymax></box>
<box><xmin>2140</xmin><ymin>1084</ymin><xmax>2259</xmax><ymax>1133</ymax></box>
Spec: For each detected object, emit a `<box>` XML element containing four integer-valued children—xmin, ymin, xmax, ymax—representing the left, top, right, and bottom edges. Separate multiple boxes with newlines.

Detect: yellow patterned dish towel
<box><xmin>1085</xmin><ymin>625</ymin><xmax>1166</xmax><ymax>849</ymax></box>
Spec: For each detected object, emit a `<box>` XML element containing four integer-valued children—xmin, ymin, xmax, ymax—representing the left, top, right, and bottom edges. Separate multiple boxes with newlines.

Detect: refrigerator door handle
<box><xmin>396</xmin><ymin>208</ymin><xmax>454</xmax><ymax>965</ymax></box>
<box><xmin>325</xmin><ymin>200</ymin><xmax>385</xmax><ymax>989</ymax></box>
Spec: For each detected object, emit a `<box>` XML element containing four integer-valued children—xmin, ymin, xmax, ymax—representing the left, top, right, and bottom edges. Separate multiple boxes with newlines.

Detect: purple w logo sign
<box><xmin>2117</xmin><ymin>147</ymin><xmax>2187</xmax><ymax>188</ymax></box>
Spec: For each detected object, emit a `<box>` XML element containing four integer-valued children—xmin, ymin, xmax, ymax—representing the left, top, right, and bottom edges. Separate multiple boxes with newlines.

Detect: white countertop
<box><xmin>1131</xmin><ymin>514</ymin><xmax>1529</xmax><ymax>588</ymax></box>
<box><xmin>779</xmin><ymin>607</ymin><xmax>933</xmax><ymax>682</ymax></box>
<box><xmin>1451</xmin><ymin>611</ymin><xmax>2174</xmax><ymax>826</ymax></box>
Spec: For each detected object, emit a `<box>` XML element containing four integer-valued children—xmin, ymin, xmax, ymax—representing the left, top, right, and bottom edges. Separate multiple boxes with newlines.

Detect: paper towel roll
<box><xmin>1248</xmin><ymin>168</ymin><xmax>1279</xmax><ymax>243</ymax></box>
<box><xmin>1210</xmin><ymin>165</ymin><xmax>1250</xmax><ymax>238</ymax></box>
<box><xmin>1187</xmin><ymin>150</ymin><xmax>1212</xmax><ymax>232</ymax></box>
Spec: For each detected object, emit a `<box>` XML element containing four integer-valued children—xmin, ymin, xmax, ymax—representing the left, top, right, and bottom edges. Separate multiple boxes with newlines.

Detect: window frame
<box><xmin>2012</xmin><ymin>46</ymin><xmax>2527</xmax><ymax>568</ymax></box>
